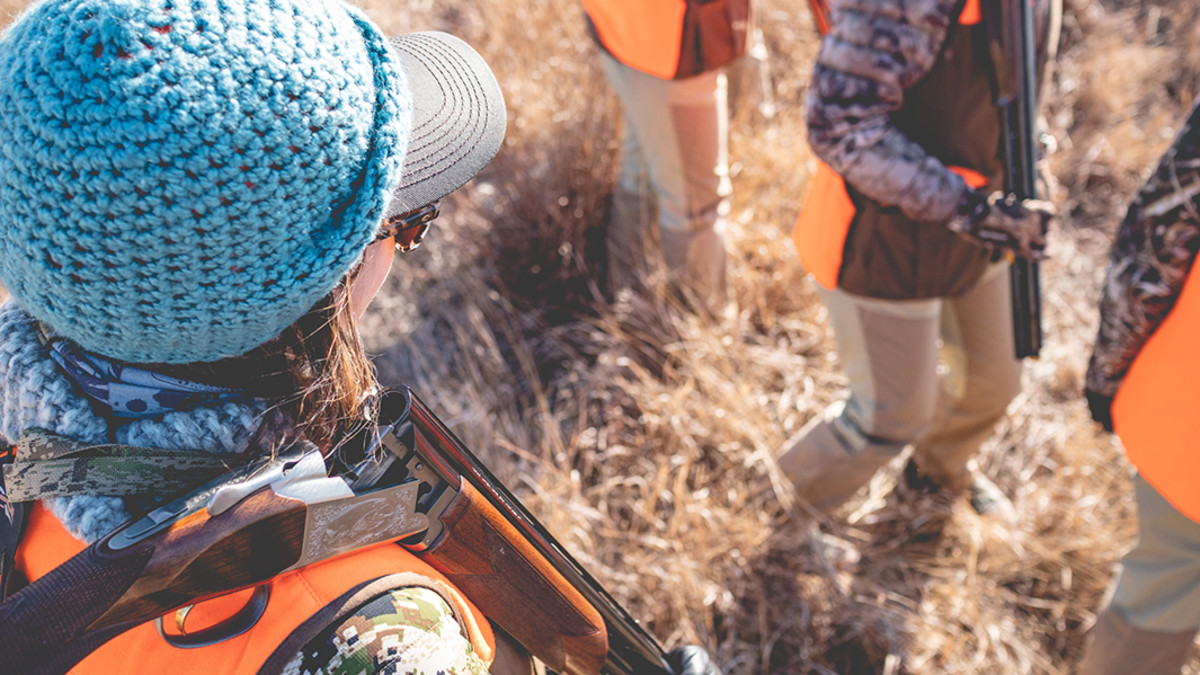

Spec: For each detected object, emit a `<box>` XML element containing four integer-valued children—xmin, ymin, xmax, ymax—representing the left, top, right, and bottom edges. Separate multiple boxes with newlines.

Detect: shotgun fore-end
<box><xmin>419</xmin><ymin>480</ymin><xmax>609</xmax><ymax>675</ymax></box>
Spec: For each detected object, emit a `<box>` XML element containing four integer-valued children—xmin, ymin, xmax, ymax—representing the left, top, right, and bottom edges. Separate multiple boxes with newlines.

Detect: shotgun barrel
<box><xmin>987</xmin><ymin>0</ymin><xmax>1045</xmax><ymax>358</ymax></box>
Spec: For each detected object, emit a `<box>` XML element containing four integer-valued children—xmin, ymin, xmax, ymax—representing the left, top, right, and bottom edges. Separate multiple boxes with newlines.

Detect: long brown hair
<box><xmin>159</xmin><ymin>279</ymin><xmax>378</xmax><ymax>454</ymax></box>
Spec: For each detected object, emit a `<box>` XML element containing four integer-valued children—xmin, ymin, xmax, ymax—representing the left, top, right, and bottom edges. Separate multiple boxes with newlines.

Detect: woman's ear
<box><xmin>349</xmin><ymin>239</ymin><xmax>397</xmax><ymax>319</ymax></box>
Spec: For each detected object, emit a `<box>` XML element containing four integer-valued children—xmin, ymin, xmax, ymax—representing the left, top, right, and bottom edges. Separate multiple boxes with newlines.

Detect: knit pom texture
<box><xmin>0</xmin><ymin>0</ymin><xmax>411</xmax><ymax>363</ymax></box>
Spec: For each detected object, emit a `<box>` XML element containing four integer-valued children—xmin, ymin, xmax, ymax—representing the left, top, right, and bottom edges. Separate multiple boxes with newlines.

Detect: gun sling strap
<box><xmin>0</xmin><ymin>429</ymin><xmax>233</xmax><ymax>596</ymax></box>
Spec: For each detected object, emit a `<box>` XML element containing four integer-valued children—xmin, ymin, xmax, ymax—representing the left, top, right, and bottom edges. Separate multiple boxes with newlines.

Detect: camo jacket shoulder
<box><xmin>1086</xmin><ymin>98</ymin><xmax>1200</xmax><ymax>396</ymax></box>
<box><xmin>805</xmin><ymin>0</ymin><xmax>967</xmax><ymax>223</ymax></box>
<box><xmin>282</xmin><ymin>585</ymin><xmax>491</xmax><ymax>675</ymax></box>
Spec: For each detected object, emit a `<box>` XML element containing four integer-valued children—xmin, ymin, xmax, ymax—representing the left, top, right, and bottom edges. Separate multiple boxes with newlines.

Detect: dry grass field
<box><xmin>1</xmin><ymin>0</ymin><xmax>1198</xmax><ymax>673</ymax></box>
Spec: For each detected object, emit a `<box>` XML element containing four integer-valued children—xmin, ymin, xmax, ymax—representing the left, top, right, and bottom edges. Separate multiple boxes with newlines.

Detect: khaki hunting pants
<box><xmin>1078</xmin><ymin>474</ymin><xmax>1200</xmax><ymax>674</ymax></box>
<box><xmin>599</xmin><ymin>51</ymin><xmax>731</xmax><ymax>309</ymax></box>
<box><xmin>778</xmin><ymin>265</ymin><xmax>1024</xmax><ymax>510</ymax></box>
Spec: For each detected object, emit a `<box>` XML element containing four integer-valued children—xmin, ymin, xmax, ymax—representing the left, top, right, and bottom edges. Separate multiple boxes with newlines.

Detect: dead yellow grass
<box><xmin>0</xmin><ymin>0</ymin><xmax>1196</xmax><ymax>672</ymax></box>
<box><xmin>356</xmin><ymin>1</ymin><xmax>1200</xmax><ymax>673</ymax></box>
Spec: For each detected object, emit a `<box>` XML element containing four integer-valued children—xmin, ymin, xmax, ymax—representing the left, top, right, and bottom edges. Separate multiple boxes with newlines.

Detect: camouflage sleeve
<box><xmin>282</xmin><ymin>586</ymin><xmax>491</xmax><ymax>675</ymax></box>
<box><xmin>805</xmin><ymin>0</ymin><xmax>968</xmax><ymax>223</ymax></box>
<box><xmin>1085</xmin><ymin>98</ymin><xmax>1200</xmax><ymax>396</ymax></box>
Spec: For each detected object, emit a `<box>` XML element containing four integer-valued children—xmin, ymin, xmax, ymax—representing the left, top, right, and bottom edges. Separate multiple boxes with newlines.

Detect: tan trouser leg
<box><xmin>778</xmin><ymin>268</ymin><xmax>1020</xmax><ymax>510</ymax></box>
<box><xmin>910</xmin><ymin>266</ymin><xmax>1023</xmax><ymax>489</ymax></box>
<box><xmin>1111</xmin><ymin>475</ymin><xmax>1200</xmax><ymax>631</ymax></box>
<box><xmin>660</xmin><ymin>225</ymin><xmax>728</xmax><ymax>314</ymax></box>
<box><xmin>1076</xmin><ymin>607</ymin><xmax>1195</xmax><ymax>675</ymax></box>
<box><xmin>599</xmin><ymin>52</ymin><xmax>731</xmax><ymax>308</ymax></box>
<box><xmin>777</xmin><ymin>288</ymin><xmax>942</xmax><ymax>510</ymax></box>
<box><xmin>606</xmin><ymin>184</ymin><xmax>654</xmax><ymax>294</ymax></box>
<box><xmin>1077</xmin><ymin>475</ymin><xmax>1200</xmax><ymax>674</ymax></box>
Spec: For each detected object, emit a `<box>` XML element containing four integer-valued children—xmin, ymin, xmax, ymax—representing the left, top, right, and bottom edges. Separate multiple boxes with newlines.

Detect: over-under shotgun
<box><xmin>0</xmin><ymin>387</ymin><xmax>673</xmax><ymax>675</ymax></box>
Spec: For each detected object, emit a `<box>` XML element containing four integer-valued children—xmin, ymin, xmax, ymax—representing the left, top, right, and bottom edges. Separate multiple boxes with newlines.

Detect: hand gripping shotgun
<box><xmin>0</xmin><ymin>387</ymin><xmax>674</xmax><ymax>675</ymax></box>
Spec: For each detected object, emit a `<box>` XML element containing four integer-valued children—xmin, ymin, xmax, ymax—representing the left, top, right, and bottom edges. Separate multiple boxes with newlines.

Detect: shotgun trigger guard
<box><xmin>153</xmin><ymin>584</ymin><xmax>270</xmax><ymax>649</ymax></box>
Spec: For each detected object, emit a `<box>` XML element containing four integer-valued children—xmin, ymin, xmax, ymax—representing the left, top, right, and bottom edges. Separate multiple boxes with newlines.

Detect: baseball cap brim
<box><xmin>384</xmin><ymin>32</ymin><xmax>507</xmax><ymax>220</ymax></box>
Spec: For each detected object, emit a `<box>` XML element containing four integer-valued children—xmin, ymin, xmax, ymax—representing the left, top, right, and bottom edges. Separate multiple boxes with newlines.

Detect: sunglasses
<box><xmin>376</xmin><ymin>201</ymin><xmax>439</xmax><ymax>253</ymax></box>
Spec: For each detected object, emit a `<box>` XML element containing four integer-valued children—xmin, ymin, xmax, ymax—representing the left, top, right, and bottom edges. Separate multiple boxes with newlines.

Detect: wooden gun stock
<box><xmin>420</xmin><ymin>480</ymin><xmax>608</xmax><ymax>675</ymax></box>
<box><xmin>0</xmin><ymin>487</ymin><xmax>306</xmax><ymax>675</ymax></box>
<box><xmin>93</xmin><ymin>488</ymin><xmax>305</xmax><ymax>628</ymax></box>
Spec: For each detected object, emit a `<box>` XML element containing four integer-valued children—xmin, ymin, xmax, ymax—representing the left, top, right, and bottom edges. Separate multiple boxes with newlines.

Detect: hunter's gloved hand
<box><xmin>667</xmin><ymin>645</ymin><xmax>722</xmax><ymax>675</ymax></box>
<box><xmin>948</xmin><ymin>189</ymin><xmax>1055</xmax><ymax>260</ymax></box>
<box><xmin>1085</xmin><ymin>389</ymin><xmax>1115</xmax><ymax>433</ymax></box>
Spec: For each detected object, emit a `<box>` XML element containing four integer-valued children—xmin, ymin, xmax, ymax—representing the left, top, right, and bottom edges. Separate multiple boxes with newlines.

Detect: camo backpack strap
<box><xmin>2</xmin><ymin>428</ymin><xmax>232</xmax><ymax>502</ymax></box>
<box><xmin>0</xmin><ymin>444</ymin><xmax>30</xmax><ymax>599</ymax></box>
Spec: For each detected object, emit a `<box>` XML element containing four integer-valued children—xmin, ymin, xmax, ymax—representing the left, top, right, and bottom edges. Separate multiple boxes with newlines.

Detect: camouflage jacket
<box><xmin>1086</xmin><ymin>98</ymin><xmax>1200</xmax><ymax>397</ymax></box>
<box><xmin>806</xmin><ymin>0</ymin><xmax>975</xmax><ymax>225</ymax></box>
<box><xmin>806</xmin><ymin>0</ymin><xmax>1056</xmax><ymax>225</ymax></box>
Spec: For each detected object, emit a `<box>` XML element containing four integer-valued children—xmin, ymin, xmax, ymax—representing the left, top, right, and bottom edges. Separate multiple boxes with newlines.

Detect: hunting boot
<box><xmin>659</xmin><ymin>224</ymin><xmax>730</xmax><ymax>318</ymax></box>
<box><xmin>902</xmin><ymin>458</ymin><xmax>1017</xmax><ymax>521</ymax></box>
<box><xmin>1075</xmin><ymin>607</ymin><xmax>1196</xmax><ymax>675</ymax></box>
<box><xmin>776</xmin><ymin>403</ymin><xmax>907</xmax><ymax>512</ymax></box>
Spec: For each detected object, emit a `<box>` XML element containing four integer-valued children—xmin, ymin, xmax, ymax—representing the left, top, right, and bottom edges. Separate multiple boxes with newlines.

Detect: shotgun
<box><xmin>987</xmin><ymin>0</ymin><xmax>1044</xmax><ymax>358</ymax></box>
<box><xmin>0</xmin><ymin>386</ymin><xmax>674</xmax><ymax>675</ymax></box>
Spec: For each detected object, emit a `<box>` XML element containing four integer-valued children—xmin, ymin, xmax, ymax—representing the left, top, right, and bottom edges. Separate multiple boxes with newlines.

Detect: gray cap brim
<box><xmin>385</xmin><ymin>32</ymin><xmax>507</xmax><ymax>218</ymax></box>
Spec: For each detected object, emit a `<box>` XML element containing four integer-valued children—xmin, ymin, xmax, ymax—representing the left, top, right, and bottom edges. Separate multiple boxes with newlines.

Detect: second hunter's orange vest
<box><xmin>582</xmin><ymin>0</ymin><xmax>749</xmax><ymax>80</ymax></box>
<box><xmin>582</xmin><ymin>0</ymin><xmax>688</xmax><ymax>79</ymax></box>
<box><xmin>1112</xmin><ymin>260</ymin><xmax>1200</xmax><ymax>522</ymax></box>
<box><xmin>16</xmin><ymin>503</ymin><xmax>497</xmax><ymax>674</ymax></box>
<box><xmin>792</xmin><ymin>0</ymin><xmax>987</xmax><ymax>292</ymax></box>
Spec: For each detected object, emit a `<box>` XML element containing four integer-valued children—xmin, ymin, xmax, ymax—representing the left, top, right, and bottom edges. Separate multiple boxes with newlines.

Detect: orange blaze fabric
<box><xmin>16</xmin><ymin>503</ymin><xmax>496</xmax><ymax>674</ymax></box>
<box><xmin>792</xmin><ymin>161</ymin><xmax>854</xmax><ymax>290</ymax></box>
<box><xmin>582</xmin><ymin>0</ymin><xmax>688</xmax><ymax>79</ymax></box>
<box><xmin>792</xmin><ymin>163</ymin><xmax>988</xmax><ymax>290</ymax></box>
<box><xmin>1113</xmin><ymin>262</ymin><xmax>1200</xmax><ymax>523</ymax></box>
<box><xmin>959</xmin><ymin>0</ymin><xmax>982</xmax><ymax>26</ymax></box>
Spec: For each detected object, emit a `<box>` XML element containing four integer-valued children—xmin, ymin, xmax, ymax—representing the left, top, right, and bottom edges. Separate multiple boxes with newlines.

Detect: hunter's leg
<box><xmin>909</xmin><ymin>264</ymin><xmax>1023</xmax><ymax>492</ymax></box>
<box><xmin>776</xmin><ymin>287</ymin><xmax>942</xmax><ymax>511</ymax></box>
<box><xmin>655</xmin><ymin>67</ymin><xmax>732</xmax><ymax>312</ymax></box>
<box><xmin>1078</xmin><ymin>474</ymin><xmax>1200</xmax><ymax>675</ymax></box>
<box><xmin>599</xmin><ymin>51</ymin><xmax>731</xmax><ymax>311</ymax></box>
<box><xmin>598</xmin><ymin>51</ymin><xmax>656</xmax><ymax>294</ymax></box>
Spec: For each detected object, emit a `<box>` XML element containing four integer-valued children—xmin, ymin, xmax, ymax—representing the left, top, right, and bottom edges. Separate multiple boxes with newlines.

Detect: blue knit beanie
<box><xmin>0</xmin><ymin>0</ymin><xmax>410</xmax><ymax>363</ymax></box>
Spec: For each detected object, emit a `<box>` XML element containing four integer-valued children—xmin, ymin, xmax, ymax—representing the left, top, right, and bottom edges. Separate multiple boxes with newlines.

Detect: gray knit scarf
<box><xmin>0</xmin><ymin>303</ymin><xmax>270</xmax><ymax>543</ymax></box>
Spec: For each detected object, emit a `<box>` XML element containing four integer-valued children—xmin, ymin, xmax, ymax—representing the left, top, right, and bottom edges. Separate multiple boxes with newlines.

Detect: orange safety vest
<box><xmin>582</xmin><ymin>0</ymin><xmax>688</xmax><ymax>79</ymax></box>
<box><xmin>1112</xmin><ymin>260</ymin><xmax>1200</xmax><ymax>522</ymax></box>
<box><xmin>793</xmin><ymin>162</ymin><xmax>990</xmax><ymax>290</ymax></box>
<box><xmin>16</xmin><ymin>503</ymin><xmax>496</xmax><ymax>674</ymax></box>
<box><xmin>791</xmin><ymin>0</ymin><xmax>984</xmax><ymax>291</ymax></box>
<box><xmin>583</xmin><ymin>0</ymin><xmax>750</xmax><ymax>80</ymax></box>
